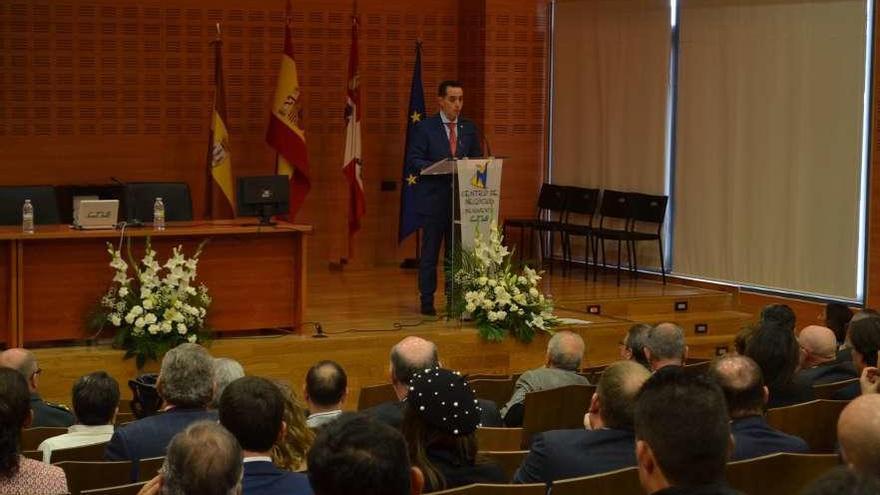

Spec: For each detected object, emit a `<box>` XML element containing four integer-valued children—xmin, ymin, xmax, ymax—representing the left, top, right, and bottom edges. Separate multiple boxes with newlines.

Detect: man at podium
<box><xmin>405</xmin><ymin>80</ymin><xmax>483</xmax><ymax>316</ymax></box>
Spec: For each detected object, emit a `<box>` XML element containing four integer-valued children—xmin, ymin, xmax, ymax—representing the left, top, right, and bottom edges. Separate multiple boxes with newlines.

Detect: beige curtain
<box><xmin>673</xmin><ymin>0</ymin><xmax>866</xmax><ymax>300</ymax></box>
<box><xmin>551</xmin><ymin>0</ymin><xmax>671</xmax><ymax>266</ymax></box>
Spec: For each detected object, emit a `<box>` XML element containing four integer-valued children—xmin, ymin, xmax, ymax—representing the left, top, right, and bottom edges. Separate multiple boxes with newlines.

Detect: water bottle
<box><xmin>22</xmin><ymin>199</ymin><xmax>34</xmax><ymax>234</ymax></box>
<box><xmin>153</xmin><ymin>197</ymin><xmax>165</xmax><ymax>231</ymax></box>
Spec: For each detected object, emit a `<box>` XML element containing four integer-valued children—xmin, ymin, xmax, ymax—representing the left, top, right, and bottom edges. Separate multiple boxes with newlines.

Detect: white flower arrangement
<box><xmin>90</xmin><ymin>238</ymin><xmax>211</xmax><ymax>367</ymax></box>
<box><xmin>449</xmin><ymin>223</ymin><xmax>557</xmax><ymax>342</ymax></box>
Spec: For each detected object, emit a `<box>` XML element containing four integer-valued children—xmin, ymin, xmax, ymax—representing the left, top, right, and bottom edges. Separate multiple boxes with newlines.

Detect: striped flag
<box><xmin>342</xmin><ymin>15</ymin><xmax>364</xmax><ymax>256</ymax></box>
<box><xmin>267</xmin><ymin>4</ymin><xmax>311</xmax><ymax>220</ymax></box>
<box><xmin>206</xmin><ymin>24</ymin><xmax>235</xmax><ymax>219</ymax></box>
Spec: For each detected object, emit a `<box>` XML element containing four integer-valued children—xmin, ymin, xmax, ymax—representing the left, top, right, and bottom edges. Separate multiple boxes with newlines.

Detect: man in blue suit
<box><xmin>219</xmin><ymin>376</ymin><xmax>312</xmax><ymax>495</ymax></box>
<box><xmin>405</xmin><ymin>80</ymin><xmax>483</xmax><ymax>315</ymax></box>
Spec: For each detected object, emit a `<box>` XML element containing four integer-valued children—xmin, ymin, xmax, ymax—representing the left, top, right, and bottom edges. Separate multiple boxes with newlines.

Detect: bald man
<box><xmin>838</xmin><ymin>394</ymin><xmax>880</xmax><ymax>476</ymax></box>
<box><xmin>364</xmin><ymin>336</ymin><xmax>502</xmax><ymax>427</ymax></box>
<box><xmin>796</xmin><ymin>326</ymin><xmax>857</xmax><ymax>386</ymax></box>
<box><xmin>0</xmin><ymin>348</ymin><xmax>74</xmax><ymax>427</ymax></box>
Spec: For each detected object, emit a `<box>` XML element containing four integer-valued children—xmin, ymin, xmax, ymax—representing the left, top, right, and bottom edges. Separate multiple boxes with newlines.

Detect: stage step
<box><xmin>572</xmin><ymin>292</ymin><xmax>736</xmax><ymax>319</ymax></box>
<box><xmin>627</xmin><ymin>310</ymin><xmax>753</xmax><ymax>338</ymax></box>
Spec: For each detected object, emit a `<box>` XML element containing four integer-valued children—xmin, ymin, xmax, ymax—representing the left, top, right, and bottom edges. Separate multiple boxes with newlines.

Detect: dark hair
<box><xmin>308</xmin><ymin>413</ymin><xmax>412</xmax><ymax>495</ymax></box>
<box><xmin>634</xmin><ymin>368</ymin><xmax>730</xmax><ymax>487</ymax></box>
<box><xmin>760</xmin><ymin>304</ymin><xmax>796</xmax><ymax>333</ymax></box>
<box><xmin>625</xmin><ymin>323</ymin><xmax>652</xmax><ymax>368</ymax></box>
<box><xmin>709</xmin><ymin>355</ymin><xmax>765</xmax><ymax>418</ymax></box>
<box><xmin>802</xmin><ymin>466</ymin><xmax>880</xmax><ymax>495</ymax></box>
<box><xmin>306</xmin><ymin>360</ymin><xmax>347</xmax><ymax>407</ymax></box>
<box><xmin>0</xmin><ymin>367</ymin><xmax>30</xmax><ymax>479</ymax></box>
<box><xmin>219</xmin><ymin>376</ymin><xmax>284</xmax><ymax>452</ymax></box>
<box><xmin>438</xmin><ymin>80</ymin><xmax>463</xmax><ymax>97</ymax></box>
<box><xmin>825</xmin><ymin>303</ymin><xmax>854</xmax><ymax>345</ymax></box>
<box><xmin>744</xmin><ymin>321</ymin><xmax>800</xmax><ymax>388</ymax></box>
<box><xmin>72</xmin><ymin>371</ymin><xmax>120</xmax><ymax>426</ymax></box>
<box><xmin>849</xmin><ymin>316</ymin><xmax>880</xmax><ymax>367</ymax></box>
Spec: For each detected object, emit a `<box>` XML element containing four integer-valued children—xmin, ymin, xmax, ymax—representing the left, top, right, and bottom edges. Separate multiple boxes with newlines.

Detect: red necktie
<box><xmin>447</xmin><ymin>122</ymin><xmax>457</xmax><ymax>156</ymax></box>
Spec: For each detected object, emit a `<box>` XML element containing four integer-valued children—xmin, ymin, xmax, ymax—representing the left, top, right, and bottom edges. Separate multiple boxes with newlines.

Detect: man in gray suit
<box><xmin>501</xmin><ymin>331</ymin><xmax>590</xmax><ymax>426</ymax></box>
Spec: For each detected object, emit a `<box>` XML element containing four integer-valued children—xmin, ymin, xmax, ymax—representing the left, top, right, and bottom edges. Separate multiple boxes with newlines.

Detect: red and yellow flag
<box><xmin>206</xmin><ymin>26</ymin><xmax>235</xmax><ymax>219</ymax></box>
<box><xmin>267</xmin><ymin>6</ymin><xmax>311</xmax><ymax>220</ymax></box>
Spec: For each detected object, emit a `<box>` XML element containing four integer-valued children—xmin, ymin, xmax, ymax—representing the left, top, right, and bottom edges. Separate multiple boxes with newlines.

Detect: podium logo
<box><xmin>470</xmin><ymin>162</ymin><xmax>489</xmax><ymax>189</ymax></box>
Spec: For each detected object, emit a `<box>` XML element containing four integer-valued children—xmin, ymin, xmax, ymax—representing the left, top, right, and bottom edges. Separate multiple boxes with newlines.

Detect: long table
<box><xmin>0</xmin><ymin>220</ymin><xmax>311</xmax><ymax>346</ymax></box>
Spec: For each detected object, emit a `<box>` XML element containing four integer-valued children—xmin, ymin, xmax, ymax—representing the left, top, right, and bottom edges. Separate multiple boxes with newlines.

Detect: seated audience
<box><xmin>401</xmin><ymin>367</ymin><xmax>505</xmax><ymax>491</ymax></box>
<box><xmin>834</xmin><ymin>316</ymin><xmax>880</xmax><ymax>400</ymax></box>
<box><xmin>308</xmin><ymin>413</ymin><xmax>424</xmax><ymax>495</ymax></box>
<box><xmin>760</xmin><ymin>303</ymin><xmax>797</xmax><ymax>333</ymax></box>
<box><xmin>304</xmin><ymin>360</ymin><xmax>347</xmax><ymax>428</ymax></box>
<box><xmin>365</xmin><ymin>336</ymin><xmax>502</xmax><ymax>428</ymax></box>
<box><xmin>796</xmin><ymin>325</ymin><xmax>857</xmax><ymax>386</ymax></box>
<box><xmin>212</xmin><ymin>357</ymin><xmax>245</xmax><ymax>408</ymax></box>
<box><xmin>620</xmin><ymin>323</ymin><xmax>652</xmax><ymax>369</ymax></box>
<box><xmin>137</xmin><ymin>421</ymin><xmax>242</xmax><ymax>495</ymax></box>
<box><xmin>824</xmin><ymin>302</ymin><xmax>854</xmax><ymax>347</ymax></box>
<box><xmin>272</xmin><ymin>381</ymin><xmax>315</xmax><ymax>472</ymax></box>
<box><xmin>745</xmin><ymin>321</ymin><xmax>814</xmax><ymax>408</ymax></box>
<box><xmin>106</xmin><ymin>343</ymin><xmax>217</xmax><ymax>462</ymax></box>
<box><xmin>634</xmin><ymin>368</ymin><xmax>742</xmax><ymax>494</ymax></box>
<box><xmin>219</xmin><ymin>376</ymin><xmax>312</xmax><ymax>495</ymax></box>
<box><xmin>838</xmin><ymin>394</ymin><xmax>880</xmax><ymax>477</ymax></box>
<box><xmin>709</xmin><ymin>355</ymin><xmax>808</xmax><ymax>460</ymax></box>
<box><xmin>513</xmin><ymin>360</ymin><xmax>650</xmax><ymax>484</ymax></box>
<box><xmin>802</xmin><ymin>466</ymin><xmax>880</xmax><ymax>495</ymax></box>
<box><xmin>0</xmin><ymin>367</ymin><xmax>67</xmax><ymax>494</ymax></box>
<box><xmin>501</xmin><ymin>331</ymin><xmax>589</xmax><ymax>426</ymax></box>
<box><xmin>644</xmin><ymin>323</ymin><xmax>687</xmax><ymax>371</ymax></box>
<box><xmin>39</xmin><ymin>371</ymin><xmax>120</xmax><ymax>462</ymax></box>
<box><xmin>0</xmin><ymin>348</ymin><xmax>74</xmax><ymax>427</ymax></box>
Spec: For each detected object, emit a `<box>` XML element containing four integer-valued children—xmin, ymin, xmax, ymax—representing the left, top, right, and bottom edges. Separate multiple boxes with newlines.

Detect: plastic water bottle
<box><xmin>153</xmin><ymin>197</ymin><xmax>165</xmax><ymax>231</ymax></box>
<box><xmin>22</xmin><ymin>199</ymin><xmax>34</xmax><ymax>234</ymax></box>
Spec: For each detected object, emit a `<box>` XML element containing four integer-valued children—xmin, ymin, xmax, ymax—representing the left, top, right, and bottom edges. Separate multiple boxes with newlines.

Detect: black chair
<box><xmin>591</xmin><ymin>189</ymin><xmax>633</xmax><ymax>285</ymax></box>
<box><xmin>0</xmin><ymin>186</ymin><xmax>61</xmax><ymax>225</ymax></box>
<box><xmin>624</xmin><ymin>193</ymin><xmax>669</xmax><ymax>284</ymax></box>
<box><xmin>559</xmin><ymin>186</ymin><xmax>600</xmax><ymax>279</ymax></box>
<box><xmin>503</xmin><ymin>183</ymin><xmax>567</xmax><ymax>263</ymax></box>
<box><xmin>124</xmin><ymin>182</ymin><xmax>193</xmax><ymax>223</ymax></box>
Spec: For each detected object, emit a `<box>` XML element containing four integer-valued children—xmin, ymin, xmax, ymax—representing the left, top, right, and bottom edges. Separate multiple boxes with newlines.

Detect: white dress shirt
<box><xmin>38</xmin><ymin>424</ymin><xmax>115</xmax><ymax>463</ymax></box>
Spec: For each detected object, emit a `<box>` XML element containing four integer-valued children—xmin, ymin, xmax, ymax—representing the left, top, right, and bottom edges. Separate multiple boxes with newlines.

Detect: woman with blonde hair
<box><xmin>271</xmin><ymin>381</ymin><xmax>315</xmax><ymax>472</ymax></box>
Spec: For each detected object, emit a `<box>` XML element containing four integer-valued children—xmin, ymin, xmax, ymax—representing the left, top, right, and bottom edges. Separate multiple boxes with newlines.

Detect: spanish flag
<box><xmin>267</xmin><ymin>4</ymin><xmax>311</xmax><ymax>220</ymax></box>
<box><xmin>205</xmin><ymin>24</ymin><xmax>235</xmax><ymax>219</ymax></box>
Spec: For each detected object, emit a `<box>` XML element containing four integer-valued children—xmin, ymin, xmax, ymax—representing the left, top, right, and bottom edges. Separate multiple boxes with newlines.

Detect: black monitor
<box><xmin>237</xmin><ymin>175</ymin><xmax>289</xmax><ymax>226</ymax></box>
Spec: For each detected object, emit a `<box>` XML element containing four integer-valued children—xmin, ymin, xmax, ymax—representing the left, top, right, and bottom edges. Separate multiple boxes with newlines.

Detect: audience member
<box><xmin>365</xmin><ymin>336</ymin><xmax>502</xmax><ymax>428</ymax></box>
<box><xmin>402</xmin><ymin>367</ymin><xmax>505</xmax><ymax>491</ymax></box>
<box><xmin>745</xmin><ymin>321</ymin><xmax>814</xmax><ymax>408</ymax></box>
<box><xmin>0</xmin><ymin>367</ymin><xmax>67</xmax><ymax>494</ymax></box>
<box><xmin>824</xmin><ymin>303</ymin><xmax>854</xmax><ymax>347</ymax></box>
<box><xmin>219</xmin><ymin>376</ymin><xmax>312</xmax><ymax>495</ymax></box>
<box><xmin>0</xmin><ymin>348</ymin><xmax>74</xmax><ymax>427</ymax></box>
<box><xmin>501</xmin><ymin>331</ymin><xmax>589</xmax><ymax>426</ymax></box>
<box><xmin>513</xmin><ymin>361</ymin><xmax>651</xmax><ymax>484</ymax></box>
<box><xmin>271</xmin><ymin>381</ymin><xmax>315</xmax><ymax>473</ymax></box>
<box><xmin>835</xmin><ymin>309</ymin><xmax>879</xmax><ymax>365</ymax></box>
<box><xmin>39</xmin><ymin>371</ymin><xmax>120</xmax><ymax>462</ymax></box>
<box><xmin>644</xmin><ymin>323</ymin><xmax>687</xmax><ymax>371</ymax></box>
<box><xmin>620</xmin><ymin>323</ymin><xmax>652</xmax><ymax>369</ymax></box>
<box><xmin>801</xmin><ymin>466</ymin><xmax>880</xmax><ymax>495</ymax></box>
<box><xmin>212</xmin><ymin>357</ymin><xmax>245</xmax><ymax>408</ymax></box>
<box><xmin>304</xmin><ymin>360</ymin><xmax>347</xmax><ymax>428</ymax></box>
<box><xmin>634</xmin><ymin>368</ymin><xmax>741</xmax><ymax>495</ymax></box>
<box><xmin>137</xmin><ymin>421</ymin><xmax>242</xmax><ymax>495</ymax></box>
<box><xmin>106</xmin><ymin>343</ymin><xmax>217</xmax><ymax>463</ymax></box>
<box><xmin>760</xmin><ymin>304</ymin><xmax>796</xmax><ymax>333</ymax></box>
<box><xmin>838</xmin><ymin>394</ymin><xmax>880</xmax><ymax>476</ymax></box>
<box><xmin>834</xmin><ymin>316</ymin><xmax>880</xmax><ymax>400</ymax></box>
<box><xmin>308</xmin><ymin>413</ymin><xmax>423</xmax><ymax>495</ymax></box>
<box><xmin>796</xmin><ymin>325</ymin><xmax>857</xmax><ymax>386</ymax></box>
<box><xmin>710</xmin><ymin>355</ymin><xmax>808</xmax><ymax>460</ymax></box>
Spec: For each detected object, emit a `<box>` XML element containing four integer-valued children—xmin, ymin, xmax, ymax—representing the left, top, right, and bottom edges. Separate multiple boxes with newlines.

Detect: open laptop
<box><xmin>75</xmin><ymin>199</ymin><xmax>119</xmax><ymax>230</ymax></box>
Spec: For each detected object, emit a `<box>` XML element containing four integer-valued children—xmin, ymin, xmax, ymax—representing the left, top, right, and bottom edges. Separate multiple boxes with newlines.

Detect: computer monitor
<box><xmin>237</xmin><ymin>175</ymin><xmax>289</xmax><ymax>226</ymax></box>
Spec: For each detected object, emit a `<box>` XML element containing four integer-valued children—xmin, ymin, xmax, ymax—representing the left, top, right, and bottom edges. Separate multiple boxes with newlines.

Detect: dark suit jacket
<box><xmin>105</xmin><ymin>407</ymin><xmax>217</xmax><ymax>462</ymax></box>
<box><xmin>424</xmin><ymin>448</ymin><xmax>507</xmax><ymax>492</ymax></box>
<box><xmin>30</xmin><ymin>393</ymin><xmax>74</xmax><ymax>427</ymax></box>
<box><xmin>796</xmin><ymin>361</ymin><xmax>857</xmax><ymax>386</ymax></box>
<box><xmin>730</xmin><ymin>416</ymin><xmax>809</xmax><ymax>461</ymax></box>
<box><xmin>364</xmin><ymin>398</ymin><xmax>502</xmax><ymax>429</ymax></box>
<box><xmin>513</xmin><ymin>428</ymin><xmax>636</xmax><ymax>484</ymax></box>
<box><xmin>767</xmin><ymin>377</ymin><xmax>815</xmax><ymax>409</ymax></box>
<box><xmin>404</xmin><ymin>113</ymin><xmax>482</xmax><ymax>216</ymax></box>
<box><xmin>654</xmin><ymin>483</ymin><xmax>744</xmax><ymax>495</ymax></box>
<box><xmin>832</xmin><ymin>381</ymin><xmax>861</xmax><ymax>401</ymax></box>
<box><xmin>243</xmin><ymin>460</ymin><xmax>312</xmax><ymax>495</ymax></box>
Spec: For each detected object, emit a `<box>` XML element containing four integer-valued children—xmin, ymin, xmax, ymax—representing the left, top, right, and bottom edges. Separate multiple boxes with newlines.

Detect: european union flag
<box><xmin>398</xmin><ymin>41</ymin><xmax>425</xmax><ymax>243</ymax></box>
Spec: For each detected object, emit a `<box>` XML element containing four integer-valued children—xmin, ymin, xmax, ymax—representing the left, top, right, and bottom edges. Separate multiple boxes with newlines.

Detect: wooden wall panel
<box><xmin>0</xmin><ymin>0</ymin><xmax>548</xmax><ymax>268</ymax></box>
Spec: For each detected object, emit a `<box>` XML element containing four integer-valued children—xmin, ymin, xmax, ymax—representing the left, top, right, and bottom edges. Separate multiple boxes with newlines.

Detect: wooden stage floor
<box><xmin>32</xmin><ymin>265</ymin><xmax>754</xmax><ymax>407</ymax></box>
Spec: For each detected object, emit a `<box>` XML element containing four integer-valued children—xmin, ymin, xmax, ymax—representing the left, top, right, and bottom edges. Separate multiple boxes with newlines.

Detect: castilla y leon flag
<box><xmin>206</xmin><ymin>25</ymin><xmax>235</xmax><ymax>220</ymax></box>
<box><xmin>267</xmin><ymin>4</ymin><xmax>311</xmax><ymax>220</ymax></box>
<box><xmin>342</xmin><ymin>15</ymin><xmax>364</xmax><ymax>256</ymax></box>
